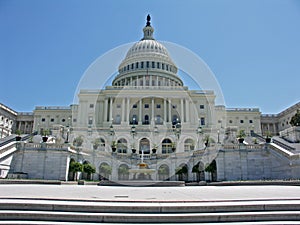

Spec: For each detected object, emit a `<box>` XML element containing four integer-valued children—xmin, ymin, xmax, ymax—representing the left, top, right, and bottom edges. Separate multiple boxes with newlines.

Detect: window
<box><xmin>50</xmin><ymin>118</ymin><xmax>54</xmax><ymax>122</ymax></box>
<box><xmin>144</xmin><ymin>115</ymin><xmax>149</xmax><ymax>125</ymax></box>
<box><xmin>132</xmin><ymin>104</ymin><xmax>137</xmax><ymax>108</ymax></box>
<box><xmin>62</xmin><ymin>119</ymin><xmax>66</xmax><ymax>122</ymax></box>
<box><xmin>229</xmin><ymin>120</ymin><xmax>233</xmax><ymax>124</ymax></box>
<box><xmin>115</xmin><ymin>115</ymin><xmax>121</xmax><ymax>124</ymax></box>
<box><xmin>184</xmin><ymin>139</ymin><xmax>195</xmax><ymax>152</ymax></box>
<box><xmin>166</xmin><ymin>64</ymin><xmax>169</xmax><ymax>70</ymax></box>
<box><xmin>162</xmin><ymin>139</ymin><xmax>172</xmax><ymax>154</ymax></box>
<box><xmin>73</xmin><ymin>118</ymin><xmax>77</xmax><ymax>122</ymax></box>
<box><xmin>152</xmin><ymin>61</ymin><xmax>155</xmax><ymax>68</ymax></box>
<box><xmin>131</xmin><ymin>115</ymin><xmax>138</xmax><ymax>125</ymax></box>
<box><xmin>157</xmin><ymin>62</ymin><xmax>160</xmax><ymax>68</ymax></box>
<box><xmin>162</xmin><ymin>63</ymin><xmax>165</xmax><ymax>70</ymax></box>
<box><xmin>200</xmin><ymin>105</ymin><xmax>205</xmax><ymax>109</ymax></box>
<box><xmin>89</xmin><ymin>104</ymin><xmax>94</xmax><ymax>108</ymax></box>
<box><xmin>249</xmin><ymin>120</ymin><xmax>253</xmax><ymax>124</ymax></box>
<box><xmin>200</xmin><ymin>117</ymin><xmax>205</xmax><ymax>126</ymax></box>
<box><xmin>127</xmin><ymin>65</ymin><xmax>129</xmax><ymax>70</ymax></box>
<box><xmin>88</xmin><ymin>117</ymin><xmax>92</xmax><ymax>125</ymax></box>
<box><xmin>41</xmin><ymin>118</ymin><xmax>45</xmax><ymax>122</ymax></box>
<box><xmin>155</xmin><ymin>115</ymin><xmax>162</xmax><ymax>124</ymax></box>
<box><xmin>144</xmin><ymin>104</ymin><xmax>149</xmax><ymax>109</ymax></box>
<box><xmin>131</xmin><ymin>63</ymin><xmax>134</xmax><ymax>69</ymax></box>
<box><xmin>141</xmin><ymin>62</ymin><xmax>144</xmax><ymax>68</ymax></box>
<box><xmin>146</xmin><ymin>61</ymin><xmax>149</xmax><ymax>68</ymax></box>
<box><xmin>117</xmin><ymin>138</ymin><xmax>127</xmax><ymax>154</ymax></box>
<box><xmin>240</xmin><ymin>120</ymin><xmax>244</xmax><ymax>124</ymax></box>
<box><xmin>156</xmin><ymin>104</ymin><xmax>161</xmax><ymax>109</ymax></box>
<box><xmin>116</xmin><ymin>104</ymin><xmax>121</xmax><ymax>109</ymax></box>
<box><xmin>172</xmin><ymin>105</ymin><xmax>177</xmax><ymax>109</ymax></box>
<box><xmin>136</xmin><ymin>62</ymin><xmax>139</xmax><ymax>69</ymax></box>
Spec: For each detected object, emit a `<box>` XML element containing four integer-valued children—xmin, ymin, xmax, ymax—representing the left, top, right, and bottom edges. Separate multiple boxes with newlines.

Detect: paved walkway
<box><xmin>0</xmin><ymin>185</ymin><xmax>300</xmax><ymax>202</ymax></box>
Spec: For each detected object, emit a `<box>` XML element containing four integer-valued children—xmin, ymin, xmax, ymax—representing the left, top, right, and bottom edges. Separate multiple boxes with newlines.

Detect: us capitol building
<box><xmin>1</xmin><ymin>16</ymin><xmax>300</xmax><ymax>182</ymax></box>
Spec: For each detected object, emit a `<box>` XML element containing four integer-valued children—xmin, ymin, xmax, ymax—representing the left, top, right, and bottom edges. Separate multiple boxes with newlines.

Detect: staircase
<box><xmin>0</xmin><ymin>198</ymin><xmax>300</xmax><ymax>224</ymax></box>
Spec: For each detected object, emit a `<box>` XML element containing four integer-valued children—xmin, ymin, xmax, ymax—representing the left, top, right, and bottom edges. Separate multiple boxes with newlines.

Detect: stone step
<box><xmin>1</xmin><ymin>210</ymin><xmax>300</xmax><ymax>223</ymax></box>
<box><xmin>1</xmin><ymin>199</ymin><xmax>300</xmax><ymax>213</ymax></box>
<box><xmin>1</xmin><ymin>221</ymin><xmax>300</xmax><ymax>225</ymax></box>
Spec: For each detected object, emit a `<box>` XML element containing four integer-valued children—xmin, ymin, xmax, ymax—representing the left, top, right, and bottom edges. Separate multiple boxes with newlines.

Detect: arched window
<box><xmin>184</xmin><ymin>139</ymin><xmax>195</xmax><ymax>151</ymax></box>
<box><xmin>144</xmin><ymin>115</ymin><xmax>149</xmax><ymax>125</ymax></box>
<box><xmin>117</xmin><ymin>138</ymin><xmax>127</xmax><ymax>154</ymax></box>
<box><xmin>162</xmin><ymin>139</ymin><xmax>172</xmax><ymax>154</ymax></box>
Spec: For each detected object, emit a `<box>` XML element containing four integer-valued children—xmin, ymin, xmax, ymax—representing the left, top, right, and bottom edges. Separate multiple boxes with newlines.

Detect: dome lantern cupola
<box><xmin>142</xmin><ymin>14</ymin><xmax>154</xmax><ymax>40</ymax></box>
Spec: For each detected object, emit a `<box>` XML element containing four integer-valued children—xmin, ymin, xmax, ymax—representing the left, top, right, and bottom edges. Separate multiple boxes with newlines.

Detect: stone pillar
<box><xmin>185</xmin><ymin>99</ymin><xmax>190</xmax><ymax>122</ymax></box>
<box><xmin>126</xmin><ymin>98</ymin><xmax>130</xmax><ymax>123</ymax></box>
<box><xmin>151</xmin><ymin>98</ymin><xmax>154</xmax><ymax>124</ymax></box>
<box><xmin>164</xmin><ymin>99</ymin><xmax>167</xmax><ymax>124</ymax></box>
<box><xmin>122</xmin><ymin>98</ymin><xmax>125</xmax><ymax>123</ymax></box>
<box><xmin>168</xmin><ymin>99</ymin><xmax>172</xmax><ymax>123</ymax></box>
<box><xmin>104</xmin><ymin>98</ymin><xmax>108</xmax><ymax>122</ymax></box>
<box><xmin>181</xmin><ymin>98</ymin><xmax>184</xmax><ymax>123</ymax></box>
<box><xmin>139</xmin><ymin>99</ymin><xmax>142</xmax><ymax>124</ymax></box>
<box><xmin>109</xmin><ymin>97</ymin><xmax>113</xmax><ymax>122</ymax></box>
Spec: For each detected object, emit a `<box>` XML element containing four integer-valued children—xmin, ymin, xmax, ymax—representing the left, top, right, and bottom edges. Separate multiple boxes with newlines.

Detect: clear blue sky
<box><xmin>1</xmin><ymin>0</ymin><xmax>299</xmax><ymax>114</ymax></box>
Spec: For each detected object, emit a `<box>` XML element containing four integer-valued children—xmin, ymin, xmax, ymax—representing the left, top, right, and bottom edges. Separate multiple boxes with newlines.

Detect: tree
<box><xmin>205</xmin><ymin>160</ymin><xmax>216</xmax><ymax>173</ymax></box>
<box><xmin>73</xmin><ymin>136</ymin><xmax>84</xmax><ymax>147</ymax></box>
<box><xmin>290</xmin><ymin>110</ymin><xmax>300</xmax><ymax>127</ymax></box>
<box><xmin>69</xmin><ymin>161</ymin><xmax>83</xmax><ymax>181</ymax></box>
<box><xmin>99</xmin><ymin>164</ymin><xmax>112</xmax><ymax>180</ymax></box>
<box><xmin>83</xmin><ymin>163</ymin><xmax>96</xmax><ymax>180</ymax></box>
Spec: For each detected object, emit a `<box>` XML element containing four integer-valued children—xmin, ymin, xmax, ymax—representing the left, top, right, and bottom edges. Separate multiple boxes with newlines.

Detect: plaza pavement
<box><xmin>0</xmin><ymin>184</ymin><xmax>300</xmax><ymax>202</ymax></box>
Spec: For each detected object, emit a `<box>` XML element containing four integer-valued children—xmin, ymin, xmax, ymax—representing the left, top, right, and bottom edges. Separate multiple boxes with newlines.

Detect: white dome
<box><xmin>112</xmin><ymin>15</ymin><xmax>183</xmax><ymax>87</ymax></box>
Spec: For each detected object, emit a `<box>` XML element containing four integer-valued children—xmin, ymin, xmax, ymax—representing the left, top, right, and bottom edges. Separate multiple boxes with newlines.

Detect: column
<box><xmin>139</xmin><ymin>99</ymin><xmax>142</xmax><ymax>124</ymax></box>
<box><xmin>168</xmin><ymin>99</ymin><xmax>172</xmax><ymax>123</ymax></box>
<box><xmin>151</xmin><ymin>98</ymin><xmax>155</xmax><ymax>124</ymax></box>
<box><xmin>109</xmin><ymin>97</ymin><xmax>113</xmax><ymax>122</ymax></box>
<box><xmin>164</xmin><ymin>99</ymin><xmax>167</xmax><ymax>124</ymax></box>
<box><xmin>185</xmin><ymin>99</ymin><xmax>190</xmax><ymax>122</ymax></box>
<box><xmin>181</xmin><ymin>98</ymin><xmax>184</xmax><ymax>123</ymax></box>
<box><xmin>104</xmin><ymin>98</ymin><xmax>108</xmax><ymax>122</ymax></box>
<box><xmin>126</xmin><ymin>98</ymin><xmax>130</xmax><ymax>123</ymax></box>
<box><xmin>122</xmin><ymin>98</ymin><xmax>125</xmax><ymax>123</ymax></box>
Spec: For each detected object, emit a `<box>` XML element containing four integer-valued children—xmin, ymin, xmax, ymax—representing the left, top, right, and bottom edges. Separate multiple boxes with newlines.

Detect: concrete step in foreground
<box><xmin>1</xmin><ymin>199</ymin><xmax>300</xmax><ymax>223</ymax></box>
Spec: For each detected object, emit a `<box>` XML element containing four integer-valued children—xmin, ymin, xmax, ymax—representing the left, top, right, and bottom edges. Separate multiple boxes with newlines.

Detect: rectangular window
<box><xmin>157</xmin><ymin>62</ymin><xmax>160</xmax><ymax>68</ymax></box>
<box><xmin>152</xmin><ymin>61</ymin><xmax>155</xmax><ymax>68</ymax></box>
<box><xmin>249</xmin><ymin>120</ymin><xmax>253</xmax><ymax>123</ymax></box>
<box><xmin>146</xmin><ymin>61</ymin><xmax>149</xmax><ymax>68</ymax></box>
<box><xmin>156</xmin><ymin>104</ymin><xmax>161</xmax><ymax>109</ymax></box>
<box><xmin>136</xmin><ymin>62</ymin><xmax>139</xmax><ymax>68</ymax></box>
<box><xmin>200</xmin><ymin>117</ymin><xmax>205</xmax><ymax>126</ymax></box>
<box><xmin>162</xmin><ymin>63</ymin><xmax>165</xmax><ymax>70</ymax></box>
<box><xmin>50</xmin><ymin>118</ymin><xmax>54</xmax><ymax>122</ymax></box>
<box><xmin>41</xmin><ymin>118</ymin><xmax>45</xmax><ymax>122</ymax></box>
<box><xmin>133</xmin><ymin>104</ymin><xmax>137</xmax><ymax>108</ymax></box>
<box><xmin>116</xmin><ymin>104</ymin><xmax>121</xmax><ymax>109</ymax></box>
<box><xmin>89</xmin><ymin>104</ymin><xmax>94</xmax><ymax>108</ymax></box>
<box><xmin>200</xmin><ymin>105</ymin><xmax>205</xmax><ymax>109</ymax></box>
<box><xmin>73</xmin><ymin>118</ymin><xmax>77</xmax><ymax>122</ymax></box>
<box><xmin>141</xmin><ymin>62</ymin><xmax>144</xmax><ymax>68</ymax></box>
<box><xmin>131</xmin><ymin>63</ymin><xmax>134</xmax><ymax>69</ymax></box>
<box><xmin>145</xmin><ymin>104</ymin><xmax>149</xmax><ymax>109</ymax></box>
<box><xmin>240</xmin><ymin>120</ymin><xmax>244</xmax><ymax>123</ymax></box>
